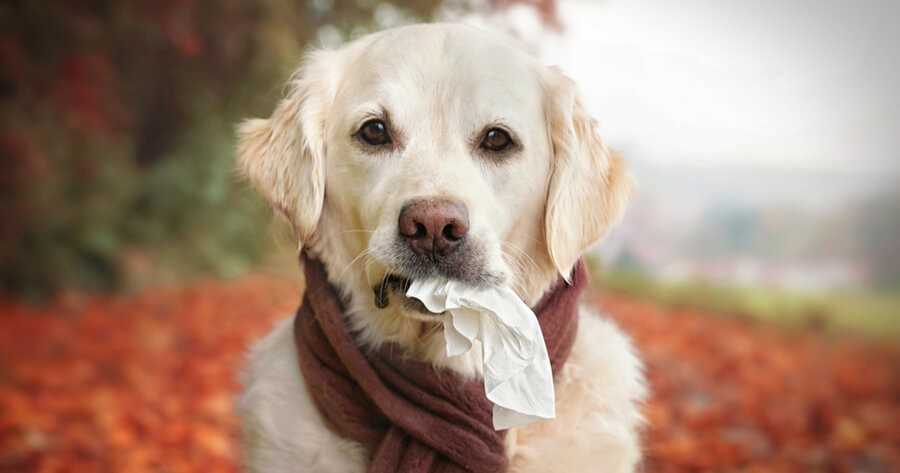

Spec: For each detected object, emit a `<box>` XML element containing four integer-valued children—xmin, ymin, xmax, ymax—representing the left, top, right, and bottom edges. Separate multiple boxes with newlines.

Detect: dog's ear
<box><xmin>542</xmin><ymin>67</ymin><xmax>632</xmax><ymax>281</ymax></box>
<box><xmin>236</xmin><ymin>52</ymin><xmax>333</xmax><ymax>246</ymax></box>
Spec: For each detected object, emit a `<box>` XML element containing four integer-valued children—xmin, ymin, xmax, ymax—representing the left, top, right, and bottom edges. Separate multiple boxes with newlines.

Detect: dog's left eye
<box><xmin>356</xmin><ymin>119</ymin><xmax>392</xmax><ymax>146</ymax></box>
<box><xmin>479</xmin><ymin>128</ymin><xmax>513</xmax><ymax>152</ymax></box>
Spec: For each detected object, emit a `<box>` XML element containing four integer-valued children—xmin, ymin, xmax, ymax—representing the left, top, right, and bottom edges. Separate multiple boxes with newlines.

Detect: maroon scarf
<box><xmin>294</xmin><ymin>254</ymin><xmax>587</xmax><ymax>473</ymax></box>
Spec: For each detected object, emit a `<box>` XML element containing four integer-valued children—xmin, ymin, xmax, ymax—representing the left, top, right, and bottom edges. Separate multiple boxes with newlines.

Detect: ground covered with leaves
<box><xmin>1</xmin><ymin>276</ymin><xmax>898</xmax><ymax>472</ymax></box>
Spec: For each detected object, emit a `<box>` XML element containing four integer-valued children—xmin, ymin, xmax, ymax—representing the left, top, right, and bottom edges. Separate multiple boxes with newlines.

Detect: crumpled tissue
<box><xmin>406</xmin><ymin>279</ymin><xmax>555</xmax><ymax>430</ymax></box>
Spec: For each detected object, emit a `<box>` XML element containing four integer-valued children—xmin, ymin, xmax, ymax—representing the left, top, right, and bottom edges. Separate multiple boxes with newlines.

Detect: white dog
<box><xmin>236</xmin><ymin>23</ymin><xmax>646</xmax><ymax>473</ymax></box>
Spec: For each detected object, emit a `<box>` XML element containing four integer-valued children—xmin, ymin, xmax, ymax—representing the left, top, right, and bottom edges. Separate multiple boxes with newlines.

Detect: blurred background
<box><xmin>1</xmin><ymin>1</ymin><xmax>898</xmax><ymax>472</ymax></box>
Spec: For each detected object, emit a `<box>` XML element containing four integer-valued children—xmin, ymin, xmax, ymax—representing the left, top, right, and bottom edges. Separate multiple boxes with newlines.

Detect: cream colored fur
<box><xmin>236</xmin><ymin>23</ymin><xmax>646</xmax><ymax>472</ymax></box>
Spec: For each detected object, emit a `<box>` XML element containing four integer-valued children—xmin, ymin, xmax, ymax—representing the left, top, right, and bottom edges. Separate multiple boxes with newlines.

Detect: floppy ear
<box><xmin>236</xmin><ymin>53</ymin><xmax>332</xmax><ymax>246</ymax></box>
<box><xmin>542</xmin><ymin>68</ymin><xmax>632</xmax><ymax>281</ymax></box>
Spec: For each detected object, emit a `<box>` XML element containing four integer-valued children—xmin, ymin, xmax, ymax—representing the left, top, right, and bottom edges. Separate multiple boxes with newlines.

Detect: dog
<box><xmin>235</xmin><ymin>23</ymin><xmax>646</xmax><ymax>473</ymax></box>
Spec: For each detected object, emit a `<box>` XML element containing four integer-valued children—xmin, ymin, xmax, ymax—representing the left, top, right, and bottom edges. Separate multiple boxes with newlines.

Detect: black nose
<box><xmin>398</xmin><ymin>198</ymin><xmax>469</xmax><ymax>258</ymax></box>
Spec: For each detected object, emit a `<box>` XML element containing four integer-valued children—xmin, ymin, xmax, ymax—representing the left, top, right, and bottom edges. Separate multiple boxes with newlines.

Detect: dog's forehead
<box><xmin>339</xmin><ymin>24</ymin><xmax>543</xmax><ymax>119</ymax></box>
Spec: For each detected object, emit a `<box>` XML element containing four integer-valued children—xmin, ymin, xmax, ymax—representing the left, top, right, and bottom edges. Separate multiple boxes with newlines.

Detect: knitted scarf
<box><xmin>293</xmin><ymin>254</ymin><xmax>587</xmax><ymax>473</ymax></box>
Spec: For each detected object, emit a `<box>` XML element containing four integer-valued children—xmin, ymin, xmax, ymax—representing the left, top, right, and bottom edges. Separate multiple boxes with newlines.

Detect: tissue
<box><xmin>406</xmin><ymin>279</ymin><xmax>555</xmax><ymax>430</ymax></box>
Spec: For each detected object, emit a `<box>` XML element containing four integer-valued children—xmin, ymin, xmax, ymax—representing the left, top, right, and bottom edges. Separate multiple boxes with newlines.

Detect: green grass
<box><xmin>596</xmin><ymin>270</ymin><xmax>900</xmax><ymax>340</ymax></box>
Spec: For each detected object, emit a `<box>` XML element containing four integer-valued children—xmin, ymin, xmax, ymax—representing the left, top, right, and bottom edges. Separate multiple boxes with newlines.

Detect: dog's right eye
<box><xmin>356</xmin><ymin>119</ymin><xmax>392</xmax><ymax>146</ymax></box>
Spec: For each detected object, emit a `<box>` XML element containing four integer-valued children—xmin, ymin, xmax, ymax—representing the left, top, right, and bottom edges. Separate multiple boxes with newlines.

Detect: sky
<box><xmin>526</xmin><ymin>0</ymin><xmax>900</xmax><ymax>179</ymax></box>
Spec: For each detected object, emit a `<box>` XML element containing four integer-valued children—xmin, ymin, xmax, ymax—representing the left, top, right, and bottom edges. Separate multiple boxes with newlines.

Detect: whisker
<box><xmin>337</xmin><ymin>248</ymin><xmax>372</xmax><ymax>283</ymax></box>
<box><xmin>362</xmin><ymin>255</ymin><xmax>379</xmax><ymax>288</ymax></box>
<box><xmin>504</xmin><ymin>242</ymin><xmax>539</xmax><ymax>270</ymax></box>
<box><xmin>500</xmin><ymin>241</ymin><xmax>540</xmax><ymax>274</ymax></box>
<box><xmin>499</xmin><ymin>248</ymin><xmax>525</xmax><ymax>281</ymax></box>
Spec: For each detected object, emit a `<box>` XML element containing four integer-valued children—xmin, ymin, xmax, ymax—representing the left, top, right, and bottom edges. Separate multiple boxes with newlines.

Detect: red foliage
<box><xmin>0</xmin><ymin>278</ymin><xmax>897</xmax><ymax>472</ymax></box>
<box><xmin>597</xmin><ymin>293</ymin><xmax>900</xmax><ymax>473</ymax></box>
<box><xmin>0</xmin><ymin>277</ymin><xmax>299</xmax><ymax>473</ymax></box>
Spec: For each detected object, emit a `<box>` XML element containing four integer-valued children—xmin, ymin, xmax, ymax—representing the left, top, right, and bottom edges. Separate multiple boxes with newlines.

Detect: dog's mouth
<box><xmin>372</xmin><ymin>275</ymin><xmax>443</xmax><ymax>316</ymax></box>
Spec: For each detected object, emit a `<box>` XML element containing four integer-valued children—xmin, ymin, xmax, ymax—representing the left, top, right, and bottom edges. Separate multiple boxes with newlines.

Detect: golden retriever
<box><xmin>236</xmin><ymin>23</ymin><xmax>645</xmax><ymax>473</ymax></box>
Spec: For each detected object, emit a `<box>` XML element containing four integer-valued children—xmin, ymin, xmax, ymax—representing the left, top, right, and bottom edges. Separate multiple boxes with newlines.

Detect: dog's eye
<box><xmin>357</xmin><ymin>119</ymin><xmax>392</xmax><ymax>146</ymax></box>
<box><xmin>480</xmin><ymin>128</ymin><xmax>513</xmax><ymax>152</ymax></box>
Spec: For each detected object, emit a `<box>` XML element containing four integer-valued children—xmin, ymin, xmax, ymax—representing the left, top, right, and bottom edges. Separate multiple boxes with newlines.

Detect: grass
<box><xmin>595</xmin><ymin>269</ymin><xmax>900</xmax><ymax>340</ymax></box>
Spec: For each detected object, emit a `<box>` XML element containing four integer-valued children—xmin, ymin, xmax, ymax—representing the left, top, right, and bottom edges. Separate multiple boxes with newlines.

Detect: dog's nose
<box><xmin>398</xmin><ymin>198</ymin><xmax>469</xmax><ymax>257</ymax></box>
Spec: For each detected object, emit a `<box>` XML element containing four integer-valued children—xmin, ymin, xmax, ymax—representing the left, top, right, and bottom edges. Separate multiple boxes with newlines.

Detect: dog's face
<box><xmin>238</xmin><ymin>24</ymin><xmax>629</xmax><ymax>329</ymax></box>
<box><xmin>324</xmin><ymin>27</ymin><xmax>555</xmax><ymax>296</ymax></box>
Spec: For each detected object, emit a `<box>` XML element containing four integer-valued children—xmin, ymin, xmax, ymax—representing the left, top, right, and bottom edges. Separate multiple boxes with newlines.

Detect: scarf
<box><xmin>293</xmin><ymin>253</ymin><xmax>587</xmax><ymax>473</ymax></box>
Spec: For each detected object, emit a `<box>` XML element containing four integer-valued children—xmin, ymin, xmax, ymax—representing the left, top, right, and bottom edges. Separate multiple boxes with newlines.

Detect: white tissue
<box><xmin>406</xmin><ymin>279</ymin><xmax>555</xmax><ymax>430</ymax></box>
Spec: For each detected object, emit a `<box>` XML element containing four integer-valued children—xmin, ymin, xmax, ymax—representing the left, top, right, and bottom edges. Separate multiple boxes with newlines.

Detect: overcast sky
<box><xmin>532</xmin><ymin>0</ymin><xmax>900</xmax><ymax>178</ymax></box>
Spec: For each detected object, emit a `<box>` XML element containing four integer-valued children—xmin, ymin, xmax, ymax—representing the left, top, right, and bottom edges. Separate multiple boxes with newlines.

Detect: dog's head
<box><xmin>238</xmin><ymin>24</ymin><xmax>629</xmax><ymax>332</ymax></box>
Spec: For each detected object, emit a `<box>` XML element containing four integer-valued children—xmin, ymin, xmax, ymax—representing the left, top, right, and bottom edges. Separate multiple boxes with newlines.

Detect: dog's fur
<box><xmin>236</xmin><ymin>23</ymin><xmax>646</xmax><ymax>473</ymax></box>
